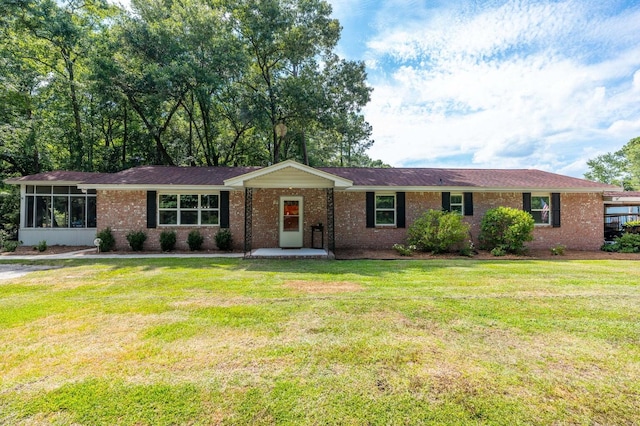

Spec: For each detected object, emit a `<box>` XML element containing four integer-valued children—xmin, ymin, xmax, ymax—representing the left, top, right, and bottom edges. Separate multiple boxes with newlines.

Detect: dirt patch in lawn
<box><xmin>284</xmin><ymin>280</ymin><xmax>364</xmax><ymax>294</ymax></box>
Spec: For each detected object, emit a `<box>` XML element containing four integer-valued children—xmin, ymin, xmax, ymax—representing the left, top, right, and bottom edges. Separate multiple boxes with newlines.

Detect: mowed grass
<box><xmin>0</xmin><ymin>257</ymin><xmax>639</xmax><ymax>425</ymax></box>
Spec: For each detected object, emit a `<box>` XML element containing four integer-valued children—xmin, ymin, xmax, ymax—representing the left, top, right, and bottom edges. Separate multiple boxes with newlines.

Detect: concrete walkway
<box><xmin>1</xmin><ymin>247</ymin><xmax>245</xmax><ymax>261</ymax></box>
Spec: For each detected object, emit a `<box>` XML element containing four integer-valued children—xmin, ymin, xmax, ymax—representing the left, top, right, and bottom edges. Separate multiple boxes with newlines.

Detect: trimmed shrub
<box><xmin>392</xmin><ymin>243</ymin><xmax>415</xmax><ymax>256</ymax></box>
<box><xmin>601</xmin><ymin>233</ymin><xmax>640</xmax><ymax>253</ymax></box>
<box><xmin>126</xmin><ymin>230</ymin><xmax>147</xmax><ymax>251</ymax></box>
<box><xmin>187</xmin><ymin>230</ymin><xmax>204</xmax><ymax>251</ymax></box>
<box><xmin>96</xmin><ymin>227</ymin><xmax>116</xmax><ymax>252</ymax></box>
<box><xmin>406</xmin><ymin>209</ymin><xmax>470</xmax><ymax>254</ymax></box>
<box><xmin>479</xmin><ymin>206</ymin><xmax>534</xmax><ymax>254</ymax></box>
<box><xmin>550</xmin><ymin>244</ymin><xmax>566</xmax><ymax>256</ymax></box>
<box><xmin>159</xmin><ymin>230</ymin><xmax>177</xmax><ymax>252</ymax></box>
<box><xmin>215</xmin><ymin>228</ymin><xmax>233</xmax><ymax>251</ymax></box>
<box><xmin>36</xmin><ymin>240</ymin><xmax>47</xmax><ymax>252</ymax></box>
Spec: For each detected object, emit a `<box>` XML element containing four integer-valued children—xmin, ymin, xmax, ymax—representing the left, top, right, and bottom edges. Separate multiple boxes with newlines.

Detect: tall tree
<box><xmin>584</xmin><ymin>137</ymin><xmax>640</xmax><ymax>190</ymax></box>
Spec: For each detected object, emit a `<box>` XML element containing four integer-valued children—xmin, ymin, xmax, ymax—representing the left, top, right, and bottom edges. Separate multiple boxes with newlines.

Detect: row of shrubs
<box><xmin>96</xmin><ymin>228</ymin><xmax>233</xmax><ymax>252</ymax></box>
<box><xmin>394</xmin><ymin>206</ymin><xmax>537</xmax><ymax>257</ymax></box>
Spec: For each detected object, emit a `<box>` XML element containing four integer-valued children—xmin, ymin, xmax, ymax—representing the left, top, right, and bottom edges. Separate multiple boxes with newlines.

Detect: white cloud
<box><xmin>358</xmin><ymin>0</ymin><xmax>640</xmax><ymax>176</ymax></box>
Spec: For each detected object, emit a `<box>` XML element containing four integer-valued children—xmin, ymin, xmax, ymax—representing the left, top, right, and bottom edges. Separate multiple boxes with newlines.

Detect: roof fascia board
<box><xmin>5</xmin><ymin>180</ymin><xmax>86</xmax><ymax>186</ymax></box>
<box><xmin>224</xmin><ymin>159</ymin><xmax>353</xmax><ymax>188</ymax></box>
<box><xmin>345</xmin><ymin>186</ymin><xmax>615</xmax><ymax>193</ymax></box>
<box><xmin>77</xmin><ymin>184</ymin><xmax>233</xmax><ymax>191</ymax></box>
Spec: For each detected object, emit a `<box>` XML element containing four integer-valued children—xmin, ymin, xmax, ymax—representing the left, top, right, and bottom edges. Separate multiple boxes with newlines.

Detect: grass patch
<box><xmin>1</xmin><ymin>257</ymin><xmax>639</xmax><ymax>424</ymax></box>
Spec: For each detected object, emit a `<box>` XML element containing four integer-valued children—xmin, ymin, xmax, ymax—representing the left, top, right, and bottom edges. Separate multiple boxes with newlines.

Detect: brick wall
<box><xmin>98</xmin><ymin>188</ymin><xmax>604</xmax><ymax>252</ymax></box>
<box><xmin>333</xmin><ymin>191</ymin><xmax>604</xmax><ymax>251</ymax></box>
<box><xmin>97</xmin><ymin>189</ymin><xmax>245</xmax><ymax>251</ymax></box>
<box><xmin>249</xmin><ymin>188</ymin><xmax>327</xmax><ymax>249</ymax></box>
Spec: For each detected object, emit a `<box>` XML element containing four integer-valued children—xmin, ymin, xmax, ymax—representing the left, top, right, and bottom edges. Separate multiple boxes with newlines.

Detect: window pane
<box><xmin>159</xmin><ymin>211</ymin><xmax>177</xmax><ymax>225</ymax></box>
<box><xmin>36</xmin><ymin>186</ymin><xmax>51</xmax><ymax>194</ymax></box>
<box><xmin>283</xmin><ymin>216</ymin><xmax>299</xmax><ymax>231</ymax></box>
<box><xmin>284</xmin><ymin>201</ymin><xmax>299</xmax><ymax>216</ymax></box>
<box><xmin>201</xmin><ymin>194</ymin><xmax>219</xmax><ymax>209</ymax></box>
<box><xmin>53</xmin><ymin>196</ymin><xmax>69</xmax><ymax>228</ymax></box>
<box><xmin>36</xmin><ymin>196</ymin><xmax>51</xmax><ymax>227</ymax></box>
<box><xmin>26</xmin><ymin>196</ymin><xmax>34</xmax><ymax>227</ymax></box>
<box><xmin>531</xmin><ymin>211</ymin><xmax>550</xmax><ymax>224</ymax></box>
<box><xmin>376</xmin><ymin>195</ymin><xmax>394</xmax><ymax>209</ymax></box>
<box><xmin>181</xmin><ymin>211</ymin><xmax>198</xmax><ymax>225</ymax></box>
<box><xmin>531</xmin><ymin>196</ymin><xmax>549</xmax><ymax>210</ymax></box>
<box><xmin>26</xmin><ymin>185</ymin><xmax>34</xmax><ymax>194</ymax></box>
<box><xmin>87</xmin><ymin>197</ymin><xmax>97</xmax><ymax>228</ymax></box>
<box><xmin>71</xmin><ymin>197</ymin><xmax>85</xmax><ymax>227</ymax></box>
<box><xmin>201</xmin><ymin>210</ymin><xmax>219</xmax><ymax>225</ymax></box>
<box><xmin>376</xmin><ymin>210</ymin><xmax>395</xmax><ymax>225</ymax></box>
<box><xmin>451</xmin><ymin>205</ymin><xmax>463</xmax><ymax>214</ymax></box>
<box><xmin>53</xmin><ymin>186</ymin><xmax>69</xmax><ymax>194</ymax></box>
<box><xmin>159</xmin><ymin>194</ymin><xmax>177</xmax><ymax>208</ymax></box>
<box><xmin>450</xmin><ymin>195</ymin><xmax>463</xmax><ymax>204</ymax></box>
<box><xmin>70</xmin><ymin>187</ymin><xmax>83</xmax><ymax>194</ymax></box>
<box><xmin>181</xmin><ymin>194</ymin><xmax>198</xmax><ymax>209</ymax></box>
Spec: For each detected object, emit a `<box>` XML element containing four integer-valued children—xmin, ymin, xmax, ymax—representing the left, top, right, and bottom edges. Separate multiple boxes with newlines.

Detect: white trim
<box><xmin>224</xmin><ymin>160</ymin><xmax>353</xmax><ymax>189</ymax></box>
<box><xmin>78</xmin><ymin>184</ymin><xmax>233</xmax><ymax>191</ymax></box>
<box><xmin>345</xmin><ymin>186</ymin><xmax>613</xmax><ymax>193</ymax></box>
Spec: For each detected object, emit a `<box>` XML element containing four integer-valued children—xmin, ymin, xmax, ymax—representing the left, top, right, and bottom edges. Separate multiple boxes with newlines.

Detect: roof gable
<box><xmin>224</xmin><ymin>160</ymin><xmax>353</xmax><ymax>189</ymax></box>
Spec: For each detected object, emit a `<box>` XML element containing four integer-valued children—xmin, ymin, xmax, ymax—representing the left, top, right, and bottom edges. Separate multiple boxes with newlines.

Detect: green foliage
<box><xmin>584</xmin><ymin>136</ymin><xmax>640</xmax><ymax>190</ymax></box>
<box><xmin>601</xmin><ymin>233</ymin><xmax>640</xmax><ymax>253</ymax></box>
<box><xmin>126</xmin><ymin>230</ymin><xmax>147</xmax><ymax>251</ymax></box>
<box><xmin>490</xmin><ymin>246</ymin><xmax>507</xmax><ymax>256</ymax></box>
<box><xmin>35</xmin><ymin>240</ymin><xmax>47</xmax><ymax>252</ymax></box>
<box><xmin>392</xmin><ymin>243</ymin><xmax>415</xmax><ymax>256</ymax></box>
<box><xmin>550</xmin><ymin>244</ymin><xmax>566</xmax><ymax>256</ymax></box>
<box><xmin>159</xmin><ymin>230</ymin><xmax>177</xmax><ymax>252</ymax></box>
<box><xmin>479</xmin><ymin>206</ymin><xmax>534</xmax><ymax>254</ymax></box>
<box><xmin>406</xmin><ymin>210</ymin><xmax>470</xmax><ymax>254</ymax></box>
<box><xmin>0</xmin><ymin>230</ymin><xmax>19</xmax><ymax>252</ymax></box>
<box><xmin>187</xmin><ymin>229</ymin><xmax>204</xmax><ymax>251</ymax></box>
<box><xmin>214</xmin><ymin>228</ymin><xmax>232</xmax><ymax>251</ymax></box>
<box><xmin>623</xmin><ymin>220</ymin><xmax>640</xmax><ymax>234</ymax></box>
<box><xmin>96</xmin><ymin>227</ymin><xmax>116</xmax><ymax>252</ymax></box>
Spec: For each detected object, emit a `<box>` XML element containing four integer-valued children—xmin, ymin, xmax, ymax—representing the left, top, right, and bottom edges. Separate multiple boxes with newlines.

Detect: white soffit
<box><xmin>224</xmin><ymin>160</ymin><xmax>353</xmax><ymax>189</ymax></box>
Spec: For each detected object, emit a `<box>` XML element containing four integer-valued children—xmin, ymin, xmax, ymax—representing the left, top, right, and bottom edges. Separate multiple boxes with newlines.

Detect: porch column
<box><xmin>244</xmin><ymin>187</ymin><xmax>253</xmax><ymax>252</ymax></box>
<box><xmin>326</xmin><ymin>188</ymin><xmax>335</xmax><ymax>251</ymax></box>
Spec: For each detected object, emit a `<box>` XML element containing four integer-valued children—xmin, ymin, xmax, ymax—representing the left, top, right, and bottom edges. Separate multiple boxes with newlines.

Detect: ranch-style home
<box><xmin>5</xmin><ymin>160</ymin><xmax>626</xmax><ymax>253</ymax></box>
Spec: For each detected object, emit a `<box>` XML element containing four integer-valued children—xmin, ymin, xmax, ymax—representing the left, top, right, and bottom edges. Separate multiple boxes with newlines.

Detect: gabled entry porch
<box><xmin>222</xmin><ymin>160</ymin><xmax>353</xmax><ymax>256</ymax></box>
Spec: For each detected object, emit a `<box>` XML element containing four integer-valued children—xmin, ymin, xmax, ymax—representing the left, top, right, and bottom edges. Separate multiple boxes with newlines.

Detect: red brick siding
<box><xmin>249</xmin><ymin>188</ymin><xmax>327</xmax><ymax>249</ymax></box>
<box><xmin>97</xmin><ymin>189</ymin><xmax>244</xmax><ymax>251</ymax></box>
<box><xmin>333</xmin><ymin>191</ymin><xmax>604</xmax><ymax>251</ymax></box>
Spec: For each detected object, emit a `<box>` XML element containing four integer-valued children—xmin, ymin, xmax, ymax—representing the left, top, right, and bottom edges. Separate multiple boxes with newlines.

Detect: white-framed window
<box><xmin>158</xmin><ymin>193</ymin><xmax>219</xmax><ymax>226</ymax></box>
<box><xmin>24</xmin><ymin>185</ymin><xmax>97</xmax><ymax>228</ymax></box>
<box><xmin>375</xmin><ymin>194</ymin><xmax>396</xmax><ymax>226</ymax></box>
<box><xmin>531</xmin><ymin>195</ymin><xmax>551</xmax><ymax>225</ymax></box>
<box><xmin>450</xmin><ymin>194</ymin><xmax>463</xmax><ymax>214</ymax></box>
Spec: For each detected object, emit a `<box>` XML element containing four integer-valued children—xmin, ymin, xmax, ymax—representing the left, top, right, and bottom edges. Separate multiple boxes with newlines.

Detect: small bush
<box><xmin>491</xmin><ymin>246</ymin><xmax>507</xmax><ymax>256</ymax></box>
<box><xmin>2</xmin><ymin>240</ymin><xmax>19</xmax><ymax>252</ymax></box>
<box><xmin>35</xmin><ymin>240</ymin><xmax>47</xmax><ymax>252</ymax></box>
<box><xmin>187</xmin><ymin>230</ymin><xmax>204</xmax><ymax>251</ymax></box>
<box><xmin>159</xmin><ymin>230</ymin><xmax>177</xmax><ymax>252</ymax></box>
<box><xmin>392</xmin><ymin>243</ymin><xmax>415</xmax><ymax>256</ymax></box>
<box><xmin>479</xmin><ymin>206</ymin><xmax>534</xmax><ymax>254</ymax></box>
<box><xmin>215</xmin><ymin>228</ymin><xmax>233</xmax><ymax>251</ymax></box>
<box><xmin>96</xmin><ymin>227</ymin><xmax>116</xmax><ymax>252</ymax></box>
<box><xmin>126</xmin><ymin>230</ymin><xmax>147</xmax><ymax>251</ymax></box>
<box><xmin>602</xmin><ymin>233</ymin><xmax>640</xmax><ymax>253</ymax></box>
<box><xmin>550</xmin><ymin>244</ymin><xmax>566</xmax><ymax>256</ymax></box>
<box><xmin>406</xmin><ymin>209</ymin><xmax>470</xmax><ymax>254</ymax></box>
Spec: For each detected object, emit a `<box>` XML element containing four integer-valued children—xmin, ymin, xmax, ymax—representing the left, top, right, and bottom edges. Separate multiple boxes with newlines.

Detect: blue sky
<box><xmin>329</xmin><ymin>0</ymin><xmax>640</xmax><ymax>176</ymax></box>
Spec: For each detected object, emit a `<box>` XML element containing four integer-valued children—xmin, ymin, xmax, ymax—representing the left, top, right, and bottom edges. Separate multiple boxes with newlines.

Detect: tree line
<box><xmin>1</xmin><ymin>0</ymin><xmax>380</xmax><ymax>180</ymax></box>
<box><xmin>584</xmin><ymin>137</ymin><xmax>640</xmax><ymax>190</ymax></box>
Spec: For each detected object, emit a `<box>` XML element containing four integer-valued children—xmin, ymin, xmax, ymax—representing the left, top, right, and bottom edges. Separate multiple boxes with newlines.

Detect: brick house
<box><xmin>5</xmin><ymin>160</ymin><xmax>622</xmax><ymax>252</ymax></box>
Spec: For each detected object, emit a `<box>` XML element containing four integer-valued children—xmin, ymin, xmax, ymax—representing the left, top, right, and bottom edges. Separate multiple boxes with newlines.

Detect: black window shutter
<box><xmin>463</xmin><ymin>192</ymin><xmax>473</xmax><ymax>216</ymax></box>
<box><xmin>551</xmin><ymin>192</ymin><xmax>561</xmax><ymax>228</ymax></box>
<box><xmin>366</xmin><ymin>192</ymin><xmax>375</xmax><ymax>228</ymax></box>
<box><xmin>396</xmin><ymin>192</ymin><xmax>406</xmax><ymax>228</ymax></box>
<box><xmin>220</xmin><ymin>191</ymin><xmax>230</xmax><ymax>228</ymax></box>
<box><xmin>442</xmin><ymin>192</ymin><xmax>451</xmax><ymax>211</ymax></box>
<box><xmin>147</xmin><ymin>191</ymin><xmax>157</xmax><ymax>228</ymax></box>
<box><xmin>522</xmin><ymin>193</ymin><xmax>531</xmax><ymax>212</ymax></box>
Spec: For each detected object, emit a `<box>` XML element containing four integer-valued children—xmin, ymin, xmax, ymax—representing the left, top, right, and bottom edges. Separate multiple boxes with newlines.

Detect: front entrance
<box><xmin>279</xmin><ymin>196</ymin><xmax>303</xmax><ymax>248</ymax></box>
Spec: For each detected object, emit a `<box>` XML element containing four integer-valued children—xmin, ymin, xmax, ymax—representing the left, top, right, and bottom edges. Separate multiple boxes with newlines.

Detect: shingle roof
<box><xmin>319</xmin><ymin>167</ymin><xmax>618</xmax><ymax>190</ymax></box>
<box><xmin>81</xmin><ymin>165</ymin><xmax>259</xmax><ymax>186</ymax></box>
<box><xmin>4</xmin><ymin>171</ymin><xmax>105</xmax><ymax>183</ymax></box>
<box><xmin>5</xmin><ymin>164</ymin><xmax>620</xmax><ymax>191</ymax></box>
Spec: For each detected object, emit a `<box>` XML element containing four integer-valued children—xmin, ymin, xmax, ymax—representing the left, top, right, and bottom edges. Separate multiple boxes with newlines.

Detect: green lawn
<box><xmin>1</xmin><ymin>258</ymin><xmax>639</xmax><ymax>425</ymax></box>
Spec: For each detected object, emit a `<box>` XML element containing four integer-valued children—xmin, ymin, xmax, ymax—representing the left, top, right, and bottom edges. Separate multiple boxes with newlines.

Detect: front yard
<box><xmin>1</xmin><ymin>258</ymin><xmax>639</xmax><ymax>425</ymax></box>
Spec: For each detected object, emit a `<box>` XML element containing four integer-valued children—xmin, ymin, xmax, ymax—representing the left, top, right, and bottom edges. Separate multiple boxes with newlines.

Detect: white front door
<box><xmin>279</xmin><ymin>196</ymin><xmax>303</xmax><ymax>248</ymax></box>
